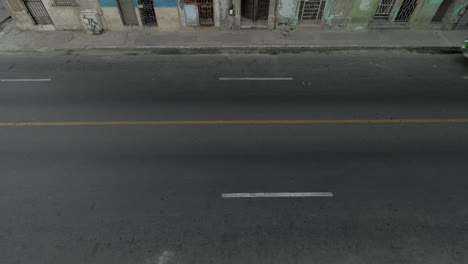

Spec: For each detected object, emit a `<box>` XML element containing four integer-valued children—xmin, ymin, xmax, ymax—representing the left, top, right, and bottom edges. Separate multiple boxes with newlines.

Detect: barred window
<box><xmin>51</xmin><ymin>0</ymin><xmax>78</xmax><ymax>6</ymax></box>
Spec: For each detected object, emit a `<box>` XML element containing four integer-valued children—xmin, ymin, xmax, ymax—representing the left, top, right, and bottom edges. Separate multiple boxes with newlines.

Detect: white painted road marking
<box><xmin>221</xmin><ymin>192</ymin><xmax>333</xmax><ymax>198</ymax></box>
<box><xmin>0</xmin><ymin>79</ymin><xmax>52</xmax><ymax>82</ymax></box>
<box><xmin>218</xmin><ymin>77</ymin><xmax>294</xmax><ymax>81</ymax></box>
<box><xmin>464</xmin><ymin>76</ymin><xmax>468</xmax><ymax>79</ymax></box>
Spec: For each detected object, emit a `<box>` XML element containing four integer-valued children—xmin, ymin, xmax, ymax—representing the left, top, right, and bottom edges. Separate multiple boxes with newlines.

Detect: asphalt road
<box><xmin>1</xmin><ymin>51</ymin><xmax>468</xmax><ymax>264</ymax></box>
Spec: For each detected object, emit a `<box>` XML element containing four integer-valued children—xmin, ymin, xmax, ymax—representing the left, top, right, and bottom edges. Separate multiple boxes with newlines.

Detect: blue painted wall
<box><xmin>99</xmin><ymin>0</ymin><xmax>117</xmax><ymax>7</ymax></box>
<box><xmin>155</xmin><ymin>0</ymin><xmax>177</xmax><ymax>7</ymax></box>
<box><xmin>100</xmin><ymin>0</ymin><xmax>177</xmax><ymax>8</ymax></box>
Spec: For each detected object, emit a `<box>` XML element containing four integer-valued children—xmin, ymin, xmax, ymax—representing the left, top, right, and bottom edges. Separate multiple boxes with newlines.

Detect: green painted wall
<box><xmin>347</xmin><ymin>0</ymin><xmax>380</xmax><ymax>29</ymax></box>
<box><xmin>442</xmin><ymin>0</ymin><xmax>468</xmax><ymax>29</ymax></box>
<box><xmin>404</xmin><ymin>0</ymin><xmax>467</xmax><ymax>29</ymax></box>
<box><xmin>323</xmin><ymin>0</ymin><xmax>354</xmax><ymax>30</ymax></box>
<box><xmin>410</xmin><ymin>0</ymin><xmax>444</xmax><ymax>29</ymax></box>
<box><xmin>320</xmin><ymin>0</ymin><xmax>464</xmax><ymax>31</ymax></box>
<box><xmin>277</xmin><ymin>0</ymin><xmax>300</xmax><ymax>26</ymax></box>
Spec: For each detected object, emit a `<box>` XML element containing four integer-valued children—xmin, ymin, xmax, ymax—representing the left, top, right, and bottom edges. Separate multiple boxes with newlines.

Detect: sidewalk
<box><xmin>0</xmin><ymin>19</ymin><xmax>466</xmax><ymax>53</ymax></box>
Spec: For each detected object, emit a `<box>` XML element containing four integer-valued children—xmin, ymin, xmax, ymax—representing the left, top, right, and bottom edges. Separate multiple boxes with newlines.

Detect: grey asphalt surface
<box><xmin>1</xmin><ymin>51</ymin><xmax>468</xmax><ymax>264</ymax></box>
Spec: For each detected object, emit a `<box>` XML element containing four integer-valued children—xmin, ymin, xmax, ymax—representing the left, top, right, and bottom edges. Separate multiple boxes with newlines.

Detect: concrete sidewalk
<box><xmin>0</xmin><ymin>20</ymin><xmax>467</xmax><ymax>53</ymax></box>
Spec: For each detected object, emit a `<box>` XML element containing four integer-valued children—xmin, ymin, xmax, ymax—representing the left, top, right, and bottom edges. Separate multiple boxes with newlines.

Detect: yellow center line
<box><xmin>0</xmin><ymin>119</ymin><xmax>468</xmax><ymax>127</ymax></box>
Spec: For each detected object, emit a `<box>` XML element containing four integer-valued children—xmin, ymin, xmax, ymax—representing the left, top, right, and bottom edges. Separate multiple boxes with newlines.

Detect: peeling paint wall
<box><xmin>346</xmin><ymin>0</ymin><xmax>379</xmax><ymax>29</ymax></box>
<box><xmin>155</xmin><ymin>7</ymin><xmax>180</xmax><ymax>30</ymax></box>
<box><xmin>410</xmin><ymin>0</ymin><xmax>443</xmax><ymax>29</ymax></box>
<box><xmin>3</xmin><ymin>0</ymin><xmax>99</xmax><ymax>30</ymax></box>
<box><xmin>218</xmin><ymin>0</ymin><xmax>230</xmax><ymax>28</ymax></box>
<box><xmin>443</xmin><ymin>0</ymin><xmax>468</xmax><ymax>29</ymax></box>
<box><xmin>2</xmin><ymin>0</ymin><xmax>38</xmax><ymax>30</ymax></box>
<box><xmin>44</xmin><ymin>0</ymin><xmax>100</xmax><ymax>30</ymax></box>
<box><xmin>276</xmin><ymin>0</ymin><xmax>299</xmax><ymax>26</ymax></box>
<box><xmin>323</xmin><ymin>0</ymin><xmax>468</xmax><ymax>30</ymax></box>
<box><xmin>5</xmin><ymin>0</ymin><xmax>466</xmax><ymax>30</ymax></box>
<box><xmin>404</xmin><ymin>0</ymin><xmax>468</xmax><ymax>29</ymax></box>
<box><xmin>323</xmin><ymin>0</ymin><xmax>354</xmax><ymax>30</ymax></box>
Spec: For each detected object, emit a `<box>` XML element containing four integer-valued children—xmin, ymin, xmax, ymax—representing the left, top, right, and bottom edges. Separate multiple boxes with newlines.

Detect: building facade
<box><xmin>2</xmin><ymin>0</ymin><xmax>467</xmax><ymax>31</ymax></box>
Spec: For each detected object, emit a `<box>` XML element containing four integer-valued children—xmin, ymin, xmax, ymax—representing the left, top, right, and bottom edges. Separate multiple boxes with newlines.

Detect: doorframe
<box><xmin>233</xmin><ymin>0</ymin><xmax>276</xmax><ymax>29</ymax></box>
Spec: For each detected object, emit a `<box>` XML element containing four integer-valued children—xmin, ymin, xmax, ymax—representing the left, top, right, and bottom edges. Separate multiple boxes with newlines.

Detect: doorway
<box><xmin>23</xmin><ymin>0</ymin><xmax>53</xmax><ymax>25</ymax></box>
<box><xmin>241</xmin><ymin>0</ymin><xmax>269</xmax><ymax>27</ymax></box>
<box><xmin>431</xmin><ymin>0</ymin><xmax>452</xmax><ymax>22</ymax></box>
<box><xmin>139</xmin><ymin>0</ymin><xmax>157</xmax><ymax>26</ymax></box>
<box><xmin>198</xmin><ymin>0</ymin><xmax>214</xmax><ymax>26</ymax></box>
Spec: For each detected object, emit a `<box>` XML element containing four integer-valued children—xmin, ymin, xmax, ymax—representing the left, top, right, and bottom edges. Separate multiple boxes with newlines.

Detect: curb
<box><xmin>0</xmin><ymin>45</ymin><xmax>462</xmax><ymax>54</ymax></box>
<box><xmin>83</xmin><ymin>45</ymin><xmax>463</xmax><ymax>54</ymax></box>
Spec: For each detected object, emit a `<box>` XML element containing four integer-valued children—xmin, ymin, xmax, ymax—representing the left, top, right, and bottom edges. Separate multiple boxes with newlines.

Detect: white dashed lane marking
<box><xmin>218</xmin><ymin>77</ymin><xmax>293</xmax><ymax>81</ymax></box>
<box><xmin>221</xmin><ymin>192</ymin><xmax>333</xmax><ymax>198</ymax></box>
<box><xmin>0</xmin><ymin>79</ymin><xmax>52</xmax><ymax>82</ymax></box>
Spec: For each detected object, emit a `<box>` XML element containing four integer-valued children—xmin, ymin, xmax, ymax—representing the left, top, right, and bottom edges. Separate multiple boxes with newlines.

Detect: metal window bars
<box><xmin>298</xmin><ymin>0</ymin><xmax>326</xmax><ymax>21</ymax></box>
<box><xmin>374</xmin><ymin>0</ymin><xmax>395</xmax><ymax>19</ymax></box>
<box><xmin>255</xmin><ymin>0</ymin><xmax>269</xmax><ymax>20</ymax></box>
<box><xmin>183</xmin><ymin>0</ymin><xmax>214</xmax><ymax>25</ymax></box>
<box><xmin>23</xmin><ymin>0</ymin><xmax>53</xmax><ymax>24</ymax></box>
<box><xmin>395</xmin><ymin>0</ymin><xmax>419</xmax><ymax>22</ymax></box>
<box><xmin>198</xmin><ymin>0</ymin><xmax>214</xmax><ymax>25</ymax></box>
<box><xmin>139</xmin><ymin>0</ymin><xmax>157</xmax><ymax>26</ymax></box>
<box><xmin>51</xmin><ymin>0</ymin><xmax>78</xmax><ymax>6</ymax></box>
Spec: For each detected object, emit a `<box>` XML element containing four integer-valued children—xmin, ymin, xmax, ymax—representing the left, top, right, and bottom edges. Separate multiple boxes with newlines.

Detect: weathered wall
<box><xmin>43</xmin><ymin>0</ymin><xmax>78</xmax><ymax>30</ymax></box>
<box><xmin>99</xmin><ymin>0</ymin><xmax>182</xmax><ymax>29</ymax></box>
<box><xmin>217</xmin><ymin>0</ymin><xmax>230</xmax><ymax>28</ymax></box>
<box><xmin>399</xmin><ymin>0</ymin><xmax>467</xmax><ymax>29</ymax></box>
<box><xmin>442</xmin><ymin>0</ymin><xmax>467</xmax><ymax>29</ymax></box>
<box><xmin>30</xmin><ymin>0</ymin><xmax>99</xmax><ymax>30</ymax></box>
<box><xmin>5</xmin><ymin>0</ymin><xmax>466</xmax><ymax>30</ymax></box>
<box><xmin>1</xmin><ymin>0</ymin><xmax>10</xmax><ymax>22</ymax></box>
<box><xmin>5</xmin><ymin>0</ymin><xmax>100</xmax><ymax>31</ymax></box>
<box><xmin>324</xmin><ymin>0</ymin><xmax>466</xmax><ymax>30</ymax></box>
<box><xmin>276</xmin><ymin>0</ymin><xmax>299</xmax><ymax>26</ymax></box>
<box><xmin>410</xmin><ymin>0</ymin><xmax>443</xmax><ymax>29</ymax></box>
<box><xmin>323</xmin><ymin>0</ymin><xmax>354</xmax><ymax>30</ymax></box>
<box><xmin>267</xmin><ymin>0</ymin><xmax>276</xmax><ymax>29</ymax></box>
<box><xmin>100</xmin><ymin>8</ymin><xmax>122</xmax><ymax>29</ymax></box>
<box><xmin>154</xmin><ymin>0</ymin><xmax>179</xmax><ymax>29</ymax></box>
<box><xmin>346</xmin><ymin>0</ymin><xmax>379</xmax><ymax>29</ymax></box>
<box><xmin>154</xmin><ymin>7</ymin><xmax>180</xmax><ymax>29</ymax></box>
<box><xmin>99</xmin><ymin>0</ymin><xmax>118</xmax><ymax>29</ymax></box>
<box><xmin>1</xmin><ymin>0</ymin><xmax>45</xmax><ymax>30</ymax></box>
